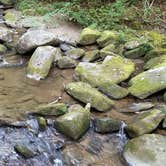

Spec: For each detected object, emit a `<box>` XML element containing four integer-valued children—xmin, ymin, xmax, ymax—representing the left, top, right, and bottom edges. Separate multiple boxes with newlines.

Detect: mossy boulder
<box><xmin>57</xmin><ymin>56</ymin><xmax>76</xmax><ymax>69</ymax></box>
<box><xmin>79</xmin><ymin>28</ymin><xmax>101</xmax><ymax>45</ymax></box>
<box><xmin>75</xmin><ymin>56</ymin><xmax>135</xmax><ymax>87</ymax></box>
<box><xmin>0</xmin><ymin>26</ymin><xmax>12</xmax><ymax>42</ymax></box>
<box><xmin>14</xmin><ymin>145</ymin><xmax>35</xmax><ymax>159</ymax></box>
<box><xmin>82</xmin><ymin>50</ymin><xmax>99</xmax><ymax>62</ymax></box>
<box><xmin>123</xmin><ymin>43</ymin><xmax>153</xmax><ymax>59</ymax></box>
<box><xmin>17</xmin><ymin>29</ymin><xmax>60</xmax><ymax>54</ymax></box>
<box><xmin>97</xmin><ymin>30</ymin><xmax>120</xmax><ymax>48</ymax></box>
<box><xmin>36</xmin><ymin>116</ymin><xmax>47</xmax><ymax>131</ymax></box>
<box><xmin>128</xmin><ymin>66</ymin><xmax>166</xmax><ymax>99</ymax></box>
<box><xmin>27</xmin><ymin>46</ymin><xmax>55</xmax><ymax>80</ymax></box>
<box><xmin>94</xmin><ymin>118</ymin><xmax>121</xmax><ymax>133</ymax></box>
<box><xmin>144</xmin><ymin>48</ymin><xmax>166</xmax><ymax>61</ymax></box>
<box><xmin>144</xmin><ymin>55</ymin><xmax>166</xmax><ymax>70</ymax></box>
<box><xmin>35</xmin><ymin>103</ymin><xmax>67</xmax><ymax>116</ymax></box>
<box><xmin>164</xmin><ymin>92</ymin><xmax>166</xmax><ymax>102</ymax></box>
<box><xmin>98</xmin><ymin>82</ymin><xmax>129</xmax><ymax>99</ymax></box>
<box><xmin>0</xmin><ymin>44</ymin><xmax>7</xmax><ymax>54</ymax></box>
<box><xmin>65</xmin><ymin>82</ymin><xmax>114</xmax><ymax>112</ymax></box>
<box><xmin>125</xmin><ymin>109</ymin><xmax>165</xmax><ymax>137</ymax></box>
<box><xmin>54</xmin><ymin>104</ymin><xmax>90</xmax><ymax>140</ymax></box>
<box><xmin>123</xmin><ymin>134</ymin><xmax>166</xmax><ymax>166</ymax></box>
<box><xmin>65</xmin><ymin>48</ymin><xmax>85</xmax><ymax>60</ymax></box>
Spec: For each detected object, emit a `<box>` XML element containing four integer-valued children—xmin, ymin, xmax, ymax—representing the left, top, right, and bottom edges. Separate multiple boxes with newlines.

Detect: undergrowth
<box><xmin>16</xmin><ymin>0</ymin><xmax>166</xmax><ymax>30</ymax></box>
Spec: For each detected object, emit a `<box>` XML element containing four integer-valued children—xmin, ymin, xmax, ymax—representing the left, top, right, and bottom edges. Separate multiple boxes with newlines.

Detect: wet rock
<box><xmin>119</xmin><ymin>102</ymin><xmax>155</xmax><ymax>113</ymax></box>
<box><xmin>60</xmin><ymin>43</ymin><xmax>75</xmax><ymax>52</ymax></box>
<box><xmin>35</xmin><ymin>103</ymin><xmax>67</xmax><ymax>116</ymax></box>
<box><xmin>125</xmin><ymin>109</ymin><xmax>165</xmax><ymax>137</ymax></box>
<box><xmin>0</xmin><ymin>44</ymin><xmax>7</xmax><ymax>54</ymax></box>
<box><xmin>98</xmin><ymin>82</ymin><xmax>129</xmax><ymax>99</ymax></box>
<box><xmin>144</xmin><ymin>55</ymin><xmax>166</xmax><ymax>70</ymax></box>
<box><xmin>123</xmin><ymin>43</ymin><xmax>153</xmax><ymax>59</ymax></box>
<box><xmin>0</xmin><ymin>26</ymin><xmax>12</xmax><ymax>42</ymax></box>
<box><xmin>123</xmin><ymin>134</ymin><xmax>166</xmax><ymax>166</ymax></box>
<box><xmin>75</xmin><ymin>55</ymin><xmax>135</xmax><ymax>87</ymax></box>
<box><xmin>79</xmin><ymin>28</ymin><xmax>101</xmax><ymax>45</ymax></box>
<box><xmin>36</xmin><ymin>116</ymin><xmax>47</xmax><ymax>131</ymax></box>
<box><xmin>97</xmin><ymin>31</ymin><xmax>119</xmax><ymax>48</ymax></box>
<box><xmin>57</xmin><ymin>56</ymin><xmax>77</xmax><ymax>69</ymax></box>
<box><xmin>14</xmin><ymin>144</ymin><xmax>35</xmax><ymax>159</ymax></box>
<box><xmin>144</xmin><ymin>48</ymin><xmax>166</xmax><ymax>61</ymax></box>
<box><xmin>65</xmin><ymin>82</ymin><xmax>114</xmax><ymax>112</ymax></box>
<box><xmin>27</xmin><ymin>46</ymin><xmax>56</xmax><ymax>80</ymax></box>
<box><xmin>94</xmin><ymin>118</ymin><xmax>121</xmax><ymax>133</ymax></box>
<box><xmin>3</xmin><ymin>9</ymin><xmax>22</xmax><ymax>28</ymax></box>
<box><xmin>54</xmin><ymin>104</ymin><xmax>90</xmax><ymax>140</ymax></box>
<box><xmin>17</xmin><ymin>29</ymin><xmax>60</xmax><ymax>54</ymax></box>
<box><xmin>65</xmin><ymin>48</ymin><xmax>85</xmax><ymax>60</ymax></box>
<box><xmin>128</xmin><ymin>66</ymin><xmax>166</xmax><ymax>99</ymax></box>
<box><xmin>82</xmin><ymin>50</ymin><xmax>99</xmax><ymax>62</ymax></box>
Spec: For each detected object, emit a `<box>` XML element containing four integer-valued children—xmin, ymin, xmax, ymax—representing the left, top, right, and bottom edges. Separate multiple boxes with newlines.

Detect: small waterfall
<box><xmin>116</xmin><ymin>121</ymin><xmax>128</xmax><ymax>152</ymax></box>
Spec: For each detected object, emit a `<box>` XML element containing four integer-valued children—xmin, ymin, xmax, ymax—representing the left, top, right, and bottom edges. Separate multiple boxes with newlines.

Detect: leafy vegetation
<box><xmin>16</xmin><ymin>0</ymin><xmax>166</xmax><ymax>30</ymax></box>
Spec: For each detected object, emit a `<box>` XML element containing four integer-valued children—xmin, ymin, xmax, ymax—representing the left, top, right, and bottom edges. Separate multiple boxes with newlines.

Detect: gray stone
<box><xmin>65</xmin><ymin>48</ymin><xmax>85</xmax><ymax>60</ymax></box>
<box><xmin>0</xmin><ymin>26</ymin><xmax>12</xmax><ymax>42</ymax></box>
<box><xmin>82</xmin><ymin>50</ymin><xmax>99</xmax><ymax>62</ymax></box>
<box><xmin>124</xmin><ymin>134</ymin><xmax>166</xmax><ymax>166</ymax></box>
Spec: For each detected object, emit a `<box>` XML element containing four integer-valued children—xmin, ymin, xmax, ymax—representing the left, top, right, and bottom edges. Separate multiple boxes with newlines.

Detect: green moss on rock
<box><xmin>79</xmin><ymin>28</ymin><xmax>101</xmax><ymax>45</ymax></box>
<box><xmin>65</xmin><ymin>82</ymin><xmax>114</xmax><ymax>112</ymax></box>
<box><xmin>54</xmin><ymin>104</ymin><xmax>90</xmax><ymax>140</ymax></box>
<box><xmin>65</xmin><ymin>48</ymin><xmax>85</xmax><ymax>60</ymax></box>
<box><xmin>0</xmin><ymin>44</ymin><xmax>7</xmax><ymax>54</ymax></box>
<box><xmin>82</xmin><ymin>50</ymin><xmax>99</xmax><ymax>62</ymax></box>
<box><xmin>36</xmin><ymin>116</ymin><xmax>47</xmax><ymax>131</ymax></box>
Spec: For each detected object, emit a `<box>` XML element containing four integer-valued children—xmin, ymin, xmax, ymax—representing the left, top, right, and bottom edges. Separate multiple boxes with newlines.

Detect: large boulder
<box><xmin>27</xmin><ymin>46</ymin><xmax>56</xmax><ymax>80</ymax></box>
<box><xmin>79</xmin><ymin>28</ymin><xmax>101</xmax><ymax>45</ymax></box>
<box><xmin>75</xmin><ymin>56</ymin><xmax>135</xmax><ymax>87</ymax></box>
<box><xmin>17</xmin><ymin>29</ymin><xmax>60</xmax><ymax>54</ymax></box>
<box><xmin>0</xmin><ymin>26</ymin><xmax>12</xmax><ymax>42</ymax></box>
<box><xmin>123</xmin><ymin>134</ymin><xmax>166</xmax><ymax>166</ymax></box>
<box><xmin>125</xmin><ymin>109</ymin><xmax>165</xmax><ymax>137</ymax></box>
<box><xmin>54</xmin><ymin>104</ymin><xmax>90</xmax><ymax>140</ymax></box>
<box><xmin>128</xmin><ymin>66</ymin><xmax>166</xmax><ymax>99</ymax></box>
<box><xmin>65</xmin><ymin>82</ymin><xmax>114</xmax><ymax>112</ymax></box>
<box><xmin>94</xmin><ymin>117</ymin><xmax>121</xmax><ymax>133</ymax></box>
<box><xmin>97</xmin><ymin>31</ymin><xmax>119</xmax><ymax>48</ymax></box>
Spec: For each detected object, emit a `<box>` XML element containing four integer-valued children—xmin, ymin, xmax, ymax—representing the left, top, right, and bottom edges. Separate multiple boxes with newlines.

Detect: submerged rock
<box><xmin>79</xmin><ymin>28</ymin><xmax>101</xmax><ymax>45</ymax></box>
<box><xmin>129</xmin><ymin>66</ymin><xmax>166</xmax><ymax>99</ymax></box>
<box><xmin>124</xmin><ymin>134</ymin><xmax>166</xmax><ymax>166</ymax></box>
<box><xmin>36</xmin><ymin>116</ymin><xmax>47</xmax><ymax>131</ymax></box>
<box><xmin>65</xmin><ymin>48</ymin><xmax>85</xmax><ymax>60</ymax></box>
<box><xmin>125</xmin><ymin>109</ymin><xmax>165</xmax><ymax>137</ymax></box>
<box><xmin>98</xmin><ymin>82</ymin><xmax>129</xmax><ymax>99</ymax></box>
<box><xmin>82</xmin><ymin>50</ymin><xmax>99</xmax><ymax>62</ymax></box>
<box><xmin>57</xmin><ymin>56</ymin><xmax>77</xmax><ymax>69</ymax></box>
<box><xmin>75</xmin><ymin>56</ymin><xmax>135</xmax><ymax>87</ymax></box>
<box><xmin>119</xmin><ymin>102</ymin><xmax>155</xmax><ymax>113</ymax></box>
<box><xmin>14</xmin><ymin>145</ymin><xmax>35</xmax><ymax>159</ymax></box>
<box><xmin>97</xmin><ymin>30</ymin><xmax>119</xmax><ymax>48</ymax></box>
<box><xmin>27</xmin><ymin>46</ymin><xmax>56</xmax><ymax>80</ymax></box>
<box><xmin>17</xmin><ymin>29</ymin><xmax>60</xmax><ymax>54</ymax></box>
<box><xmin>123</xmin><ymin>43</ymin><xmax>153</xmax><ymax>59</ymax></box>
<box><xmin>35</xmin><ymin>103</ymin><xmax>67</xmax><ymax>116</ymax></box>
<box><xmin>94</xmin><ymin>118</ymin><xmax>121</xmax><ymax>133</ymax></box>
<box><xmin>54</xmin><ymin>104</ymin><xmax>90</xmax><ymax>140</ymax></box>
<box><xmin>0</xmin><ymin>26</ymin><xmax>12</xmax><ymax>42</ymax></box>
<box><xmin>65</xmin><ymin>82</ymin><xmax>114</xmax><ymax>112</ymax></box>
